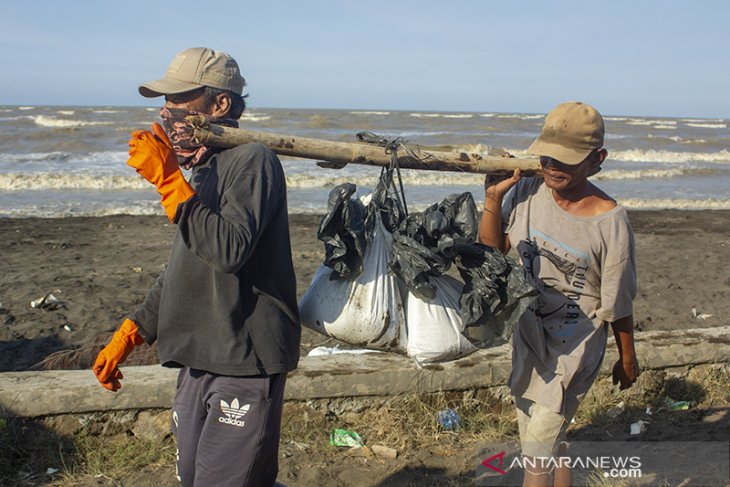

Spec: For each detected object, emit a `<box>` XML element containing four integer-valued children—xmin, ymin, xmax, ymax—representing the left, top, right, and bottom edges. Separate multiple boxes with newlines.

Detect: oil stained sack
<box><xmin>298</xmin><ymin>215</ymin><xmax>406</xmax><ymax>352</ymax></box>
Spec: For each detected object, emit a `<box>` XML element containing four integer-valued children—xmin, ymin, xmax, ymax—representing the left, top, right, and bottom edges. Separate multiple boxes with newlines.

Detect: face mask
<box><xmin>159</xmin><ymin>107</ymin><xmax>239</xmax><ymax>168</ymax></box>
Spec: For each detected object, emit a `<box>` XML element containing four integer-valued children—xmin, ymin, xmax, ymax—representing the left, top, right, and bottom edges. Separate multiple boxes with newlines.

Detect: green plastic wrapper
<box><xmin>329</xmin><ymin>428</ymin><xmax>364</xmax><ymax>447</ymax></box>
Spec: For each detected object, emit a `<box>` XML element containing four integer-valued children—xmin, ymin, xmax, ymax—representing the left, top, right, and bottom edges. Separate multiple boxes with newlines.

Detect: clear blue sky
<box><xmin>2</xmin><ymin>1</ymin><xmax>728</xmax><ymax>118</ymax></box>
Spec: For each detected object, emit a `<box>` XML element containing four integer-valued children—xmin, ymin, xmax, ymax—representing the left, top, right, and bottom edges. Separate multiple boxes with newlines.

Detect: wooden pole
<box><xmin>188</xmin><ymin>116</ymin><xmax>541</xmax><ymax>176</ymax></box>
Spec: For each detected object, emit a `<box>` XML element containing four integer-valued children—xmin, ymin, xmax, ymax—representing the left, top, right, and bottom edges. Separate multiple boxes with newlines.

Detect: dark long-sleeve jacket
<box><xmin>132</xmin><ymin>143</ymin><xmax>301</xmax><ymax>376</ymax></box>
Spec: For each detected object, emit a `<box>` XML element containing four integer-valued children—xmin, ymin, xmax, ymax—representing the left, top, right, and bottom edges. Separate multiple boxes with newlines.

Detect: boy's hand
<box><xmin>612</xmin><ymin>354</ymin><xmax>640</xmax><ymax>390</ymax></box>
<box><xmin>484</xmin><ymin>168</ymin><xmax>521</xmax><ymax>199</ymax></box>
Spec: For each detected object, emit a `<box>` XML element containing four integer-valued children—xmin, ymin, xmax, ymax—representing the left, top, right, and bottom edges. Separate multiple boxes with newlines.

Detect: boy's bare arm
<box><xmin>478</xmin><ymin>169</ymin><xmax>521</xmax><ymax>253</ymax></box>
<box><xmin>610</xmin><ymin>315</ymin><xmax>640</xmax><ymax>389</ymax></box>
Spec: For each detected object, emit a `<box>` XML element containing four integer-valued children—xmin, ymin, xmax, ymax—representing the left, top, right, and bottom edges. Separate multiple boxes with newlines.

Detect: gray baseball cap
<box><xmin>139</xmin><ymin>47</ymin><xmax>245</xmax><ymax>98</ymax></box>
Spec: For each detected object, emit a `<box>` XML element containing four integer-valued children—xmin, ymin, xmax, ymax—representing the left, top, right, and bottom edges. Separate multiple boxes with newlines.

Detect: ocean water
<box><xmin>0</xmin><ymin>105</ymin><xmax>728</xmax><ymax>218</ymax></box>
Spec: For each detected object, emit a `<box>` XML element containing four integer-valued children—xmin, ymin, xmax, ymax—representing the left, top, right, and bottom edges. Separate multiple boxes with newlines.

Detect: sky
<box><xmin>1</xmin><ymin>1</ymin><xmax>729</xmax><ymax>118</ymax></box>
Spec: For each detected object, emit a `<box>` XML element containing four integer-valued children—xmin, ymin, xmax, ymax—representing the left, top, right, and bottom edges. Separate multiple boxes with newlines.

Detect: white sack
<box><xmin>298</xmin><ymin>217</ymin><xmax>406</xmax><ymax>352</ymax></box>
<box><xmin>405</xmin><ymin>274</ymin><xmax>477</xmax><ymax>364</ymax></box>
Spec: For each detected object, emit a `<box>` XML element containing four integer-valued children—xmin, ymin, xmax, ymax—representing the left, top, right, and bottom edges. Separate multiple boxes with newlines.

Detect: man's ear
<box><xmin>588</xmin><ymin>148</ymin><xmax>607</xmax><ymax>177</ymax></box>
<box><xmin>210</xmin><ymin>93</ymin><xmax>232</xmax><ymax>118</ymax></box>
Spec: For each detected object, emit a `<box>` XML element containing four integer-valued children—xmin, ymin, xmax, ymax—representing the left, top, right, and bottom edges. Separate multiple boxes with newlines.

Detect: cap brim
<box><xmin>527</xmin><ymin>138</ymin><xmax>593</xmax><ymax>165</ymax></box>
<box><xmin>138</xmin><ymin>78</ymin><xmax>204</xmax><ymax>98</ymax></box>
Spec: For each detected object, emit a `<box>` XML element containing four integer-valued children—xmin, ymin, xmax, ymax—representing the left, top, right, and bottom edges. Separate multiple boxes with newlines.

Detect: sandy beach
<box><xmin>0</xmin><ymin>209</ymin><xmax>728</xmax><ymax>372</ymax></box>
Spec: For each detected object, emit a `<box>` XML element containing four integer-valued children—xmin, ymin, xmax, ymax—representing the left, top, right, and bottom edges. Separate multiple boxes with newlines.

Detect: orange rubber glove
<box><xmin>92</xmin><ymin>318</ymin><xmax>145</xmax><ymax>392</ymax></box>
<box><xmin>128</xmin><ymin>123</ymin><xmax>195</xmax><ymax>222</ymax></box>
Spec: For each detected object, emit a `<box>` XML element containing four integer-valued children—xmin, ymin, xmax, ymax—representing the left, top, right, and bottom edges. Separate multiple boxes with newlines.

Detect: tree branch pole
<box><xmin>188</xmin><ymin>117</ymin><xmax>542</xmax><ymax>176</ymax></box>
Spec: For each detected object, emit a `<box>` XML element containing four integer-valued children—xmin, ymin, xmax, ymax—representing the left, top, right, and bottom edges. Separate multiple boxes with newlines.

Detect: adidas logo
<box><xmin>218</xmin><ymin>398</ymin><xmax>250</xmax><ymax>428</ymax></box>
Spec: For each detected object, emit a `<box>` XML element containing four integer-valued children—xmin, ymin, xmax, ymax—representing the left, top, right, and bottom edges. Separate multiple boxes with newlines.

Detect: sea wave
<box><xmin>92</xmin><ymin>110</ymin><xmax>121</xmax><ymax>114</ymax></box>
<box><xmin>648</xmin><ymin>135</ymin><xmax>707</xmax><ymax>144</ymax></box>
<box><xmin>495</xmin><ymin>114</ymin><xmax>544</xmax><ymax>119</ymax></box>
<box><xmin>0</xmin><ymin>203</ymin><xmax>163</xmax><ymax>219</ymax></box>
<box><xmin>285</xmin><ymin>169</ymin><xmax>488</xmax><ymax>188</ymax></box>
<box><xmin>0</xmin><ymin>173</ymin><xmax>148</xmax><ymax>190</ymax></box>
<box><xmin>685</xmin><ymin>123</ymin><xmax>727</xmax><ymax>129</ymax></box>
<box><xmin>610</xmin><ymin>149</ymin><xmax>730</xmax><ymax>163</ymax></box>
<box><xmin>652</xmin><ymin>125</ymin><xmax>677</xmax><ymax>130</ymax></box>
<box><xmin>18</xmin><ymin>106</ymin><xmax>35</xmax><ymax>110</ymax></box>
<box><xmin>56</xmin><ymin>110</ymin><xmax>75</xmax><ymax>116</ymax></box>
<box><xmin>594</xmin><ymin>167</ymin><xmax>711</xmax><ymax>181</ymax></box>
<box><xmin>680</xmin><ymin>118</ymin><xmax>725</xmax><ymax>123</ymax></box>
<box><xmin>0</xmin><ymin>150</ymin><xmax>127</xmax><ymax>164</ymax></box>
<box><xmin>410</xmin><ymin>113</ymin><xmax>446</xmax><ymax>118</ymax></box>
<box><xmin>617</xmin><ymin>198</ymin><xmax>730</xmax><ymax>210</ymax></box>
<box><xmin>240</xmin><ymin>113</ymin><xmax>271</xmax><ymax>122</ymax></box>
<box><xmin>350</xmin><ymin>111</ymin><xmax>391</xmax><ymax>116</ymax></box>
<box><xmin>33</xmin><ymin>115</ymin><xmax>113</xmax><ymax>128</ymax></box>
<box><xmin>626</xmin><ymin>119</ymin><xmax>677</xmax><ymax>126</ymax></box>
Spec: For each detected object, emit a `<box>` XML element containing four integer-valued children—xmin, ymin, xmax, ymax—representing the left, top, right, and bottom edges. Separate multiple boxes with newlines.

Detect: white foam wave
<box><xmin>239</xmin><ymin>113</ymin><xmax>271</xmax><ymax>122</ymax></box>
<box><xmin>33</xmin><ymin>115</ymin><xmax>113</xmax><ymax>128</ymax></box>
<box><xmin>610</xmin><ymin>149</ymin><xmax>730</xmax><ymax>163</ymax></box>
<box><xmin>652</xmin><ymin>125</ymin><xmax>676</xmax><ymax>130</ymax></box>
<box><xmin>18</xmin><ymin>106</ymin><xmax>35</xmax><ymax>110</ymax></box>
<box><xmin>680</xmin><ymin>118</ymin><xmax>725</xmax><ymax>123</ymax></box>
<box><xmin>286</xmin><ymin>169</ymin><xmax>485</xmax><ymax>188</ymax></box>
<box><xmin>92</xmin><ymin>109</ymin><xmax>121</xmax><ymax>114</ymax></box>
<box><xmin>685</xmin><ymin>123</ymin><xmax>727</xmax><ymax>129</ymax></box>
<box><xmin>56</xmin><ymin>110</ymin><xmax>75</xmax><ymax>115</ymax></box>
<box><xmin>410</xmin><ymin>113</ymin><xmax>445</xmax><ymax>118</ymax></box>
<box><xmin>480</xmin><ymin>113</ymin><xmax>495</xmax><ymax>118</ymax></box>
<box><xmin>617</xmin><ymin>198</ymin><xmax>730</xmax><ymax>210</ymax></box>
<box><xmin>594</xmin><ymin>168</ymin><xmax>688</xmax><ymax>181</ymax></box>
<box><xmin>0</xmin><ymin>151</ymin><xmax>72</xmax><ymax>163</ymax></box>
<box><xmin>605</xmin><ymin>117</ymin><xmax>628</xmax><ymax>121</ymax></box>
<box><xmin>495</xmin><ymin>114</ymin><xmax>544</xmax><ymax>119</ymax></box>
<box><xmin>0</xmin><ymin>204</ymin><xmax>164</xmax><ymax>219</ymax></box>
<box><xmin>667</xmin><ymin>136</ymin><xmax>706</xmax><ymax>144</ymax></box>
<box><xmin>442</xmin><ymin>114</ymin><xmax>474</xmax><ymax>119</ymax></box>
<box><xmin>0</xmin><ymin>109</ymin><xmax>12</xmax><ymax>113</ymax></box>
<box><xmin>0</xmin><ymin>150</ymin><xmax>127</xmax><ymax>164</ymax></box>
<box><xmin>350</xmin><ymin>111</ymin><xmax>390</xmax><ymax>116</ymax></box>
<box><xmin>0</xmin><ymin>173</ymin><xmax>148</xmax><ymax>190</ymax></box>
<box><xmin>146</xmin><ymin>107</ymin><xmax>156</xmax><ymax>111</ymax></box>
<box><xmin>626</xmin><ymin>119</ymin><xmax>677</xmax><ymax>126</ymax></box>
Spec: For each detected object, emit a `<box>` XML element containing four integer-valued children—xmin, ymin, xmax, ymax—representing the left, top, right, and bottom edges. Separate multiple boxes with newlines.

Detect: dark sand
<box><xmin>0</xmin><ymin>210</ymin><xmax>728</xmax><ymax>371</ymax></box>
<box><xmin>1</xmin><ymin>210</ymin><xmax>729</xmax><ymax>486</ymax></box>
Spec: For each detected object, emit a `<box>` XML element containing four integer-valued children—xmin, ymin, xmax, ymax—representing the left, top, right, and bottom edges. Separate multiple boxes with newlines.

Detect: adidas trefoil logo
<box><xmin>219</xmin><ymin>398</ymin><xmax>250</xmax><ymax>427</ymax></box>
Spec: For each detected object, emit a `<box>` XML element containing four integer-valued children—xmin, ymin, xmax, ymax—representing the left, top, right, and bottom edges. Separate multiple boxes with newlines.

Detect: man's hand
<box><xmin>92</xmin><ymin>319</ymin><xmax>144</xmax><ymax>392</ymax></box>
<box><xmin>128</xmin><ymin>123</ymin><xmax>195</xmax><ymax>221</ymax></box>
<box><xmin>612</xmin><ymin>354</ymin><xmax>640</xmax><ymax>390</ymax></box>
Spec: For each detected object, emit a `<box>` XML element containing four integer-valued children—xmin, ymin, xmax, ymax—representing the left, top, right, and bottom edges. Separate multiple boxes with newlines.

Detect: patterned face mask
<box><xmin>159</xmin><ymin>107</ymin><xmax>239</xmax><ymax>169</ymax></box>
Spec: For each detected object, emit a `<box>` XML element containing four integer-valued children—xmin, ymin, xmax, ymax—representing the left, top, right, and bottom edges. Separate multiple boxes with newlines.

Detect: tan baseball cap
<box><xmin>527</xmin><ymin>101</ymin><xmax>605</xmax><ymax>165</ymax></box>
<box><xmin>139</xmin><ymin>47</ymin><xmax>245</xmax><ymax>98</ymax></box>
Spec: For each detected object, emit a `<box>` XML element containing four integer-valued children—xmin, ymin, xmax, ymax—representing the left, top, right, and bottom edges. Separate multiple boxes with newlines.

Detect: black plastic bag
<box><xmin>317</xmin><ymin>183</ymin><xmax>368</xmax><ymax>278</ymax></box>
<box><xmin>389</xmin><ymin>193</ymin><xmax>477</xmax><ymax>300</ymax></box>
<box><xmin>455</xmin><ymin>243</ymin><xmax>539</xmax><ymax>348</ymax></box>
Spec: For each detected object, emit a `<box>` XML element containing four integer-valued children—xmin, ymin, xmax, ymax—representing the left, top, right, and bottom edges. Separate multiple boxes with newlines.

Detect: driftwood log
<box><xmin>188</xmin><ymin>116</ymin><xmax>542</xmax><ymax>176</ymax></box>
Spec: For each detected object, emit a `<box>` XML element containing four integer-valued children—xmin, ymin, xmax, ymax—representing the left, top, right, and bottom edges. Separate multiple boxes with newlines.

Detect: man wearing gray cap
<box><xmin>92</xmin><ymin>47</ymin><xmax>300</xmax><ymax>486</ymax></box>
<box><xmin>480</xmin><ymin>102</ymin><xmax>639</xmax><ymax>486</ymax></box>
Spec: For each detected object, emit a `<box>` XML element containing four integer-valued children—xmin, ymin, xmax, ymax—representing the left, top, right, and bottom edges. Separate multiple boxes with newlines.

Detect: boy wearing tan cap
<box><xmin>92</xmin><ymin>47</ymin><xmax>300</xmax><ymax>486</ymax></box>
<box><xmin>480</xmin><ymin>102</ymin><xmax>639</xmax><ymax>486</ymax></box>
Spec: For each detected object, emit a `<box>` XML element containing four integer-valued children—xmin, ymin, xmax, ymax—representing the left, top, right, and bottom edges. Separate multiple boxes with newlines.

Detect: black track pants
<box><xmin>171</xmin><ymin>367</ymin><xmax>286</xmax><ymax>487</ymax></box>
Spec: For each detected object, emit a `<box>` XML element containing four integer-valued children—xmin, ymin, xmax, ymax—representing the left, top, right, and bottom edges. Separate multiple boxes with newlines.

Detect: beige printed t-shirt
<box><xmin>502</xmin><ymin>177</ymin><xmax>636</xmax><ymax>419</ymax></box>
